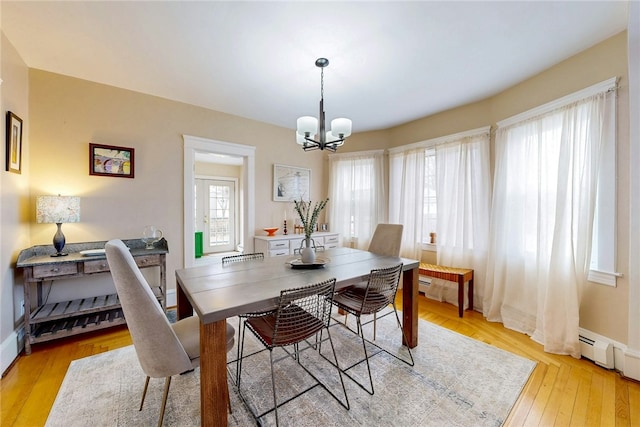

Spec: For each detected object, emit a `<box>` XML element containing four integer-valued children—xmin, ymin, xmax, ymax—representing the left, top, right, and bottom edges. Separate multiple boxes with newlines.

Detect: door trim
<box><xmin>183</xmin><ymin>135</ymin><xmax>255</xmax><ymax>267</ymax></box>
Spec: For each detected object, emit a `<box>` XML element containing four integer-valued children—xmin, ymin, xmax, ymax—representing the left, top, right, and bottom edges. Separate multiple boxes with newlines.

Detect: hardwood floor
<box><xmin>2</xmin><ymin>295</ymin><xmax>639</xmax><ymax>426</ymax></box>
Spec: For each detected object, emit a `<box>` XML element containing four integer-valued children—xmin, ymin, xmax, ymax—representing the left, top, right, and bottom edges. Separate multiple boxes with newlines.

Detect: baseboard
<box><xmin>1</xmin><ymin>325</ymin><xmax>24</xmax><ymax>376</ymax></box>
<box><xmin>623</xmin><ymin>348</ymin><xmax>640</xmax><ymax>381</ymax></box>
<box><xmin>166</xmin><ymin>288</ymin><xmax>176</xmax><ymax>308</ymax></box>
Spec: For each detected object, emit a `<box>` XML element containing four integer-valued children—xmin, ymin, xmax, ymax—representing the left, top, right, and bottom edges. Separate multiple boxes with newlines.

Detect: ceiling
<box><xmin>1</xmin><ymin>1</ymin><xmax>629</xmax><ymax>134</ymax></box>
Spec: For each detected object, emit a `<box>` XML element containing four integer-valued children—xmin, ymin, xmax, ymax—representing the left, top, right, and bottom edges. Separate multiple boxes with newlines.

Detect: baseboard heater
<box><xmin>579</xmin><ymin>334</ymin><xmax>614</xmax><ymax>369</ymax></box>
<box><xmin>418</xmin><ymin>276</ymin><xmax>431</xmax><ymax>294</ymax></box>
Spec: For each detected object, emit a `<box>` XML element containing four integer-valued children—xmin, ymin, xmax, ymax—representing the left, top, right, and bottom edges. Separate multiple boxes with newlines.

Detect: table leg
<box><xmin>458</xmin><ymin>277</ymin><xmax>464</xmax><ymax>318</ymax></box>
<box><xmin>200</xmin><ymin>320</ymin><xmax>229</xmax><ymax>427</ymax></box>
<box><xmin>176</xmin><ymin>280</ymin><xmax>193</xmax><ymax>320</ymax></box>
<box><xmin>401</xmin><ymin>267</ymin><xmax>418</xmax><ymax>348</ymax></box>
<box><xmin>468</xmin><ymin>278</ymin><xmax>474</xmax><ymax>313</ymax></box>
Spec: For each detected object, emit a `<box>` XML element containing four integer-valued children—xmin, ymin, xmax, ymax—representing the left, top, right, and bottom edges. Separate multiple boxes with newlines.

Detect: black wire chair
<box><xmin>220</xmin><ymin>252</ymin><xmax>271</xmax><ymax>383</ymax></box>
<box><xmin>237</xmin><ymin>279</ymin><xmax>349</xmax><ymax>426</ymax></box>
<box><xmin>221</xmin><ymin>252</ymin><xmax>264</xmax><ymax>265</ymax></box>
<box><xmin>331</xmin><ymin>263</ymin><xmax>414</xmax><ymax>395</ymax></box>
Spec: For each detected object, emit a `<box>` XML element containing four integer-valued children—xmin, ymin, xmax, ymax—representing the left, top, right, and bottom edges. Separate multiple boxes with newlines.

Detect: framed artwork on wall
<box><xmin>6</xmin><ymin>111</ymin><xmax>23</xmax><ymax>174</ymax></box>
<box><xmin>89</xmin><ymin>143</ymin><xmax>135</xmax><ymax>178</ymax></box>
<box><xmin>273</xmin><ymin>164</ymin><xmax>310</xmax><ymax>202</ymax></box>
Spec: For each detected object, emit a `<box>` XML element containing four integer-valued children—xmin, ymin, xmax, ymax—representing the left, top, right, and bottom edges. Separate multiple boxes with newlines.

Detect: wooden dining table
<box><xmin>175</xmin><ymin>247</ymin><xmax>420</xmax><ymax>427</ymax></box>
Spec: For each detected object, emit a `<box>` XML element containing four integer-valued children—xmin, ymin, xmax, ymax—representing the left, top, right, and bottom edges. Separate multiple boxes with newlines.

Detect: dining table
<box><xmin>175</xmin><ymin>246</ymin><xmax>420</xmax><ymax>427</ymax></box>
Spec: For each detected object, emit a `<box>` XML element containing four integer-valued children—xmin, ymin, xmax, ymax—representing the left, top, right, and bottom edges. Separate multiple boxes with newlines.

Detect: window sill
<box><xmin>588</xmin><ymin>269</ymin><xmax>621</xmax><ymax>287</ymax></box>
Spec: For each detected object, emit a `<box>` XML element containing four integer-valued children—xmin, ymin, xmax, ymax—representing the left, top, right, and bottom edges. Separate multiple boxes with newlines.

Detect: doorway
<box><xmin>183</xmin><ymin>135</ymin><xmax>255</xmax><ymax>268</ymax></box>
<box><xmin>195</xmin><ymin>178</ymin><xmax>237</xmax><ymax>254</ymax></box>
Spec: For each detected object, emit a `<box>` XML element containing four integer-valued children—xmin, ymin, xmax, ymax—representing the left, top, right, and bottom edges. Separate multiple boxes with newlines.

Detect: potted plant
<box><xmin>293</xmin><ymin>198</ymin><xmax>328</xmax><ymax>263</ymax></box>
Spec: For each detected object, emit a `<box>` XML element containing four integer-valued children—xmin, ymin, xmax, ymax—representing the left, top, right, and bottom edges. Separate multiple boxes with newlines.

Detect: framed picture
<box><xmin>273</xmin><ymin>164</ymin><xmax>310</xmax><ymax>202</ymax></box>
<box><xmin>6</xmin><ymin>112</ymin><xmax>23</xmax><ymax>174</ymax></box>
<box><xmin>89</xmin><ymin>143</ymin><xmax>135</xmax><ymax>178</ymax></box>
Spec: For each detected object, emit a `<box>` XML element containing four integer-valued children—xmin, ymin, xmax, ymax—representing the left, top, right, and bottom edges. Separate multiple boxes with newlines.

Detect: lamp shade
<box><xmin>297</xmin><ymin>116</ymin><xmax>318</xmax><ymax>137</ymax></box>
<box><xmin>331</xmin><ymin>118</ymin><xmax>352</xmax><ymax>138</ymax></box>
<box><xmin>36</xmin><ymin>196</ymin><xmax>80</xmax><ymax>224</ymax></box>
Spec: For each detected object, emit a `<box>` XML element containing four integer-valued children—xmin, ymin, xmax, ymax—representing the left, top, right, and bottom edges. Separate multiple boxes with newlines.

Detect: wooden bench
<box><xmin>419</xmin><ymin>263</ymin><xmax>474</xmax><ymax>318</ymax></box>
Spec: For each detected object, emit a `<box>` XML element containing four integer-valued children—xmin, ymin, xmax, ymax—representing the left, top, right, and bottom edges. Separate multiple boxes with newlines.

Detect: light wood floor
<box><xmin>2</xmin><ymin>295</ymin><xmax>639</xmax><ymax>426</ymax></box>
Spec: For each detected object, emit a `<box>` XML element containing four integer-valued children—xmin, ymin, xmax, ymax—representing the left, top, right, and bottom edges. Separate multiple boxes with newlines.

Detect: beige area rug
<box><xmin>46</xmin><ymin>311</ymin><xmax>535</xmax><ymax>427</ymax></box>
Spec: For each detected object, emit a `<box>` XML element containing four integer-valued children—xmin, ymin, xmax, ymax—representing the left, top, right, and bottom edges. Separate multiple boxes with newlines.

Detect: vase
<box><xmin>300</xmin><ymin>237</ymin><xmax>316</xmax><ymax>264</ymax></box>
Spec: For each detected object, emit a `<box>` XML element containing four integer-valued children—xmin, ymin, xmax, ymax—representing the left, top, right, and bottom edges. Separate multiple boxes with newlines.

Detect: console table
<box><xmin>16</xmin><ymin>238</ymin><xmax>168</xmax><ymax>355</ymax></box>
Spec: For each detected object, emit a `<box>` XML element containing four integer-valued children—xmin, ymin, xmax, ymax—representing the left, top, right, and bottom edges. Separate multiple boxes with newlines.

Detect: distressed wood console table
<box><xmin>16</xmin><ymin>238</ymin><xmax>168</xmax><ymax>355</ymax></box>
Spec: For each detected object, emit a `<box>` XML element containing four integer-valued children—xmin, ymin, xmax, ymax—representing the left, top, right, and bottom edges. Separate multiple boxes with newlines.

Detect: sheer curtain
<box><xmin>484</xmin><ymin>89</ymin><xmax>616</xmax><ymax>357</ymax></box>
<box><xmin>389</xmin><ymin>147</ymin><xmax>425</xmax><ymax>259</ymax></box>
<box><xmin>430</xmin><ymin>132</ymin><xmax>491</xmax><ymax>311</ymax></box>
<box><xmin>328</xmin><ymin>150</ymin><xmax>386</xmax><ymax>250</ymax></box>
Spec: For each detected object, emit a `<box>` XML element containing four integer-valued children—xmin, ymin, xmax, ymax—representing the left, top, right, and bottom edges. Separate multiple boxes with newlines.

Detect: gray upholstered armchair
<box><xmin>105</xmin><ymin>239</ymin><xmax>235</xmax><ymax>426</ymax></box>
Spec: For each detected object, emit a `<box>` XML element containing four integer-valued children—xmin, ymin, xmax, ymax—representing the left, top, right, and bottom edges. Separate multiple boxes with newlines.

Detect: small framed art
<box><xmin>6</xmin><ymin>111</ymin><xmax>23</xmax><ymax>174</ymax></box>
<box><xmin>89</xmin><ymin>143</ymin><xmax>135</xmax><ymax>178</ymax></box>
<box><xmin>273</xmin><ymin>164</ymin><xmax>311</xmax><ymax>202</ymax></box>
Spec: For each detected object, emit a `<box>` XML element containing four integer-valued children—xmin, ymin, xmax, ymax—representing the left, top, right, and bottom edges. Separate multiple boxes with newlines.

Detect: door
<box><xmin>195</xmin><ymin>178</ymin><xmax>236</xmax><ymax>253</ymax></box>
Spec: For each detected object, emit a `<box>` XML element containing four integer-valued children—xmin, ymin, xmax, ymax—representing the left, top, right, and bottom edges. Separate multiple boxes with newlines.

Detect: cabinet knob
<box><xmin>52</xmin><ymin>268</ymin><xmax>59</xmax><ymax>273</ymax></box>
<box><xmin>101</xmin><ymin>263</ymin><xmax>107</xmax><ymax>268</ymax></box>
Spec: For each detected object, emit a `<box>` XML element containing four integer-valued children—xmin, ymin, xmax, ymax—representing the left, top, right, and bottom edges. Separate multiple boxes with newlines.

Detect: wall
<box><xmin>348</xmin><ymin>32</ymin><xmax>632</xmax><ymax>345</ymax></box>
<box><xmin>0</xmin><ymin>33</ymin><xmax>30</xmax><ymax>374</ymax></box>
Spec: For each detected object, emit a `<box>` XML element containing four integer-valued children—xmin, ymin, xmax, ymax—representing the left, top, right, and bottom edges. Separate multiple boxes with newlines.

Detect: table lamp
<box><xmin>36</xmin><ymin>195</ymin><xmax>80</xmax><ymax>257</ymax></box>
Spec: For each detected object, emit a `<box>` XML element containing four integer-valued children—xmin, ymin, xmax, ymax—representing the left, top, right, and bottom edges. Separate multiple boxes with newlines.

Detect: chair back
<box><xmin>368</xmin><ymin>224</ymin><xmax>403</xmax><ymax>257</ymax></box>
<box><xmin>272</xmin><ymin>279</ymin><xmax>336</xmax><ymax>347</ymax></box>
<box><xmin>360</xmin><ymin>263</ymin><xmax>403</xmax><ymax>315</ymax></box>
<box><xmin>222</xmin><ymin>252</ymin><xmax>264</xmax><ymax>265</ymax></box>
<box><xmin>105</xmin><ymin>239</ymin><xmax>193</xmax><ymax>378</ymax></box>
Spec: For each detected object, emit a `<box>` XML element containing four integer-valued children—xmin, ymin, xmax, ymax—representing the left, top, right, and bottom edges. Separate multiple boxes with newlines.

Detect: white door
<box><xmin>195</xmin><ymin>179</ymin><xmax>236</xmax><ymax>253</ymax></box>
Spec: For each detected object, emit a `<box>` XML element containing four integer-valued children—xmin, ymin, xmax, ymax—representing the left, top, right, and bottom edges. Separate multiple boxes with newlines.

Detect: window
<box><xmin>495</xmin><ymin>77</ymin><xmax>618</xmax><ymax>287</ymax></box>
<box><xmin>422</xmin><ymin>148</ymin><xmax>437</xmax><ymax>243</ymax></box>
<box><xmin>328</xmin><ymin>150</ymin><xmax>385</xmax><ymax>250</ymax></box>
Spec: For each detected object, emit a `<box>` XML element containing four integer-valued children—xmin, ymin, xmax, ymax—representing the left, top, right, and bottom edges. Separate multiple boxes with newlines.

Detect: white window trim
<box><xmin>497</xmin><ymin>77</ymin><xmax>617</xmax><ymax>128</ymax></box>
<box><xmin>389</xmin><ymin>126</ymin><xmax>491</xmax><ymax>153</ymax></box>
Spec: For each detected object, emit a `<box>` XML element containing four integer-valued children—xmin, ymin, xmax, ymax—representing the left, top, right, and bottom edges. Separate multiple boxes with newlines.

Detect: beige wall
<box><xmin>1</xmin><ymin>34</ymin><xmax>30</xmax><ymax>370</ymax></box>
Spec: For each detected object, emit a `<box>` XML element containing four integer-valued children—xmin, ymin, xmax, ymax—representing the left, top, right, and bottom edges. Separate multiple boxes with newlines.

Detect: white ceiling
<box><xmin>1</xmin><ymin>1</ymin><xmax>629</xmax><ymax>134</ymax></box>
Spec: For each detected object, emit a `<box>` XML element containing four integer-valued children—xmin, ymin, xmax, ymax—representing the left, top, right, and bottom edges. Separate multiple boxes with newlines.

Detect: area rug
<box><xmin>46</xmin><ymin>312</ymin><xmax>535</xmax><ymax>427</ymax></box>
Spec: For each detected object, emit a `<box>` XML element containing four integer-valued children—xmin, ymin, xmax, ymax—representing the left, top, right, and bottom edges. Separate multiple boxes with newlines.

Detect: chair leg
<box><xmin>235</xmin><ymin>316</ymin><xmax>243</xmax><ymax>385</ymax></box>
<box><xmin>158</xmin><ymin>376</ymin><xmax>172</xmax><ymax>427</ymax></box>
<box><xmin>269</xmin><ymin>350</ymin><xmax>280</xmax><ymax>426</ymax></box>
<box><xmin>139</xmin><ymin>376</ymin><xmax>150</xmax><ymax>411</ymax></box>
<box><xmin>357</xmin><ymin>317</ymin><xmax>375</xmax><ymax>395</ymax></box>
<box><xmin>373</xmin><ymin>312</ymin><xmax>377</xmax><ymax>340</ymax></box>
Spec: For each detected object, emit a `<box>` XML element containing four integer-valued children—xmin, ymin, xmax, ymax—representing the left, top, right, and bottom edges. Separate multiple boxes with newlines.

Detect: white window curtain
<box><xmin>328</xmin><ymin>150</ymin><xmax>386</xmax><ymax>250</ymax></box>
<box><xmin>484</xmin><ymin>87</ymin><xmax>616</xmax><ymax>357</ymax></box>
<box><xmin>429</xmin><ymin>132</ymin><xmax>491</xmax><ymax>311</ymax></box>
<box><xmin>389</xmin><ymin>147</ymin><xmax>425</xmax><ymax>259</ymax></box>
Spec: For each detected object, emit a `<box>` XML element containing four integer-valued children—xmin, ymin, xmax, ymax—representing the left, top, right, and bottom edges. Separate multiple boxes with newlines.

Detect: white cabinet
<box><xmin>254</xmin><ymin>232</ymin><xmax>340</xmax><ymax>257</ymax></box>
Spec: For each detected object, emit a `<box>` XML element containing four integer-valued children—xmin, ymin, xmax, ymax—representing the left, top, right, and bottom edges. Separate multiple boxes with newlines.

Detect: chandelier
<box><xmin>296</xmin><ymin>58</ymin><xmax>352</xmax><ymax>152</ymax></box>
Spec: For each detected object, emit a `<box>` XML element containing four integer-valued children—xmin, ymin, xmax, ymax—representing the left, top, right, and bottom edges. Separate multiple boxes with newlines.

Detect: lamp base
<box><xmin>52</xmin><ymin>223</ymin><xmax>68</xmax><ymax>257</ymax></box>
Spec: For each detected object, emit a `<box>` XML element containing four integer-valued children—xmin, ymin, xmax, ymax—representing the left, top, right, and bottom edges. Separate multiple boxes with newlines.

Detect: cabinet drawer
<box><xmin>324</xmin><ymin>234</ymin><xmax>339</xmax><ymax>244</ymax></box>
<box><xmin>269</xmin><ymin>249</ymin><xmax>290</xmax><ymax>257</ymax></box>
<box><xmin>268</xmin><ymin>240</ymin><xmax>289</xmax><ymax>250</ymax></box>
<box><xmin>33</xmin><ymin>263</ymin><xmax>78</xmax><ymax>279</ymax></box>
<box><xmin>135</xmin><ymin>255</ymin><xmax>161</xmax><ymax>267</ymax></box>
<box><xmin>83</xmin><ymin>259</ymin><xmax>110</xmax><ymax>273</ymax></box>
<box><xmin>325</xmin><ymin>242</ymin><xmax>339</xmax><ymax>249</ymax></box>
